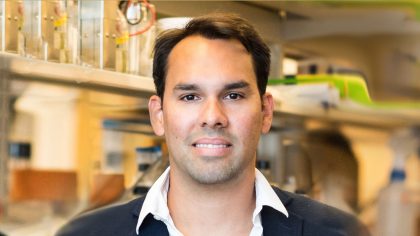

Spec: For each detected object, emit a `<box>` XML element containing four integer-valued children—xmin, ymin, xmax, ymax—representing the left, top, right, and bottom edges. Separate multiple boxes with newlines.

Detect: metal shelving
<box><xmin>0</xmin><ymin>52</ymin><xmax>156</xmax><ymax>98</ymax></box>
<box><xmin>2</xmin><ymin>52</ymin><xmax>420</xmax><ymax>129</ymax></box>
<box><xmin>270</xmin><ymin>86</ymin><xmax>420</xmax><ymax>130</ymax></box>
<box><xmin>272</xmin><ymin>100</ymin><xmax>420</xmax><ymax>130</ymax></box>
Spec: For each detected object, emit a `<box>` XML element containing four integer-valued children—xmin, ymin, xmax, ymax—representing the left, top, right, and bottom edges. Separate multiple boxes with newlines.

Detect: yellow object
<box><xmin>115</xmin><ymin>32</ymin><xmax>129</xmax><ymax>45</ymax></box>
<box><xmin>54</xmin><ymin>13</ymin><xmax>67</xmax><ymax>28</ymax></box>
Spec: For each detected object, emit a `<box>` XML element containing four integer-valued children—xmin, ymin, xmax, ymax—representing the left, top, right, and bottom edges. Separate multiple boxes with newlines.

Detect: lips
<box><xmin>194</xmin><ymin>143</ymin><xmax>230</xmax><ymax>148</ymax></box>
<box><xmin>192</xmin><ymin>138</ymin><xmax>232</xmax><ymax>148</ymax></box>
<box><xmin>192</xmin><ymin>138</ymin><xmax>232</xmax><ymax>157</ymax></box>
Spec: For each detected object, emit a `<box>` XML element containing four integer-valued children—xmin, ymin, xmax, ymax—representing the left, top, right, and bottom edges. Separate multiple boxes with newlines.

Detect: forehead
<box><xmin>170</xmin><ymin>35</ymin><xmax>248</xmax><ymax>58</ymax></box>
<box><xmin>165</xmin><ymin>35</ymin><xmax>255</xmax><ymax>87</ymax></box>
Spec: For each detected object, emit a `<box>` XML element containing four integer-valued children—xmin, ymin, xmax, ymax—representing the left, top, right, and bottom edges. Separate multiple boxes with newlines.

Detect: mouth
<box><xmin>193</xmin><ymin>143</ymin><xmax>232</xmax><ymax>148</ymax></box>
<box><xmin>192</xmin><ymin>138</ymin><xmax>233</xmax><ymax>155</ymax></box>
<box><xmin>192</xmin><ymin>138</ymin><xmax>232</xmax><ymax>148</ymax></box>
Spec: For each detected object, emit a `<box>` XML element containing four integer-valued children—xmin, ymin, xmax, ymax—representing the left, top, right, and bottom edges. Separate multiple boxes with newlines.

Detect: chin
<box><xmin>187</xmin><ymin>165</ymin><xmax>238</xmax><ymax>185</ymax></box>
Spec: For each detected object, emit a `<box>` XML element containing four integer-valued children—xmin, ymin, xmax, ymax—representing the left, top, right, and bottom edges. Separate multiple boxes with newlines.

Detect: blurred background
<box><xmin>0</xmin><ymin>1</ymin><xmax>419</xmax><ymax>235</ymax></box>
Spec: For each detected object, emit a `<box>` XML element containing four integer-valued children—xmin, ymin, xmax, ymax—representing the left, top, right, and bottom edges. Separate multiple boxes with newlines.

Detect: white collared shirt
<box><xmin>136</xmin><ymin>167</ymin><xmax>288</xmax><ymax>236</ymax></box>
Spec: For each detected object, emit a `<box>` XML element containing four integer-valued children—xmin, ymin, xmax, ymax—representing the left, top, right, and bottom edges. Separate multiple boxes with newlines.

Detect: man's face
<box><xmin>149</xmin><ymin>35</ymin><xmax>273</xmax><ymax>185</ymax></box>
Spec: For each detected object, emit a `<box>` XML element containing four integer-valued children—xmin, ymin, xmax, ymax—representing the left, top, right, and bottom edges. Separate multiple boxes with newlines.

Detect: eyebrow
<box><xmin>224</xmin><ymin>81</ymin><xmax>250</xmax><ymax>91</ymax></box>
<box><xmin>174</xmin><ymin>83</ymin><xmax>199</xmax><ymax>91</ymax></box>
<box><xmin>173</xmin><ymin>81</ymin><xmax>250</xmax><ymax>92</ymax></box>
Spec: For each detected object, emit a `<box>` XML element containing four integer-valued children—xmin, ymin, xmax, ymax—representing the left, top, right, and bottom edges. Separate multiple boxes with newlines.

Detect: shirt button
<box><xmin>154</xmin><ymin>215</ymin><xmax>162</xmax><ymax>221</ymax></box>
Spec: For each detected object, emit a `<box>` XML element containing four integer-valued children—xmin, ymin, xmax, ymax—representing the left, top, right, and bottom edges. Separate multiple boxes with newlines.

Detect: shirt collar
<box><xmin>254</xmin><ymin>168</ymin><xmax>289</xmax><ymax>218</ymax></box>
<box><xmin>136</xmin><ymin>167</ymin><xmax>171</xmax><ymax>235</ymax></box>
<box><xmin>135</xmin><ymin>167</ymin><xmax>289</xmax><ymax>235</ymax></box>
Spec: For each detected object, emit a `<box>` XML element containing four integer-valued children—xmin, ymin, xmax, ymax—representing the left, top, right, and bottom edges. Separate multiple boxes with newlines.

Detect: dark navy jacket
<box><xmin>56</xmin><ymin>187</ymin><xmax>370</xmax><ymax>236</ymax></box>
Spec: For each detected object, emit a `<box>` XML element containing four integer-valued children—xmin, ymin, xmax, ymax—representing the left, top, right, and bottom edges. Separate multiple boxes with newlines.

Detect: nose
<box><xmin>200</xmin><ymin>98</ymin><xmax>228</xmax><ymax>129</ymax></box>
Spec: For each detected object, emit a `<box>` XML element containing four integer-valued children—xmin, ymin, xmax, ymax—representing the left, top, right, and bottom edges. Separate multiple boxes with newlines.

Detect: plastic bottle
<box><xmin>376</xmin><ymin>168</ymin><xmax>418</xmax><ymax>236</ymax></box>
<box><xmin>375</xmin><ymin>128</ymin><xmax>420</xmax><ymax>236</ymax></box>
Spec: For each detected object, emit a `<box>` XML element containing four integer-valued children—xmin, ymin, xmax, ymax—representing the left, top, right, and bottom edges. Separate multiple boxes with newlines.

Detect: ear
<box><xmin>261</xmin><ymin>93</ymin><xmax>274</xmax><ymax>134</ymax></box>
<box><xmin>148</xmin><ymin>95</ymin><xmax>165</xmax><ymax>136</ymax></box>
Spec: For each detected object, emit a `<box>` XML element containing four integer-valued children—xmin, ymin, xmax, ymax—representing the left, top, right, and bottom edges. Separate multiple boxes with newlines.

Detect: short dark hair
<box><xmin>152</xmin><ymin>13</ymin><xmax>271</xmax><ymax>99</ymax></box>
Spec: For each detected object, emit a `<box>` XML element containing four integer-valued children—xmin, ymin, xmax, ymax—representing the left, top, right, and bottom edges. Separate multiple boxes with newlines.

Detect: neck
<box><xmin>168</xmin><ymin>166</ymin><xmax>256</xmax><ymax>236</ymax></box>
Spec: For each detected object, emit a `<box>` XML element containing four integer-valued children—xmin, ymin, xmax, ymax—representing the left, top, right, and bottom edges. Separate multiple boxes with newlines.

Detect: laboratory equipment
<box><xmin>4</xmin><ymin>0</ymin><xmax>25</xmax><ymax>54</ymax></box>
<box><xmin>41</xmin><ymin>0</ymin><xmax>78</xmax><ymax>63</ymax></box>
<box><xmin>376</xmin><ymin>128</ymin><xmax>420</xmax><ymax>236</ymax></box>
<box><xmin>79</xmin><ymin>0</ymin><xmax>130</xmax><ymax>71</ymax></box>
<box><xmin>8</xmin><ymin>142</ymin><xmax>31</xmax><ymax>169</ymax></box>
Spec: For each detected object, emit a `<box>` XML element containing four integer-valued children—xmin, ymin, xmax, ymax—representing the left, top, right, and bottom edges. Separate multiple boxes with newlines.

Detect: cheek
<box><xmin>163</xmin><ymin>107</ymin><xmax>196</xmax><ymax>137</ymax></box>
<box><xmin>232</xmin><ymin>109</ymin><xmax>263</xmax><ymax>137</ymax></box>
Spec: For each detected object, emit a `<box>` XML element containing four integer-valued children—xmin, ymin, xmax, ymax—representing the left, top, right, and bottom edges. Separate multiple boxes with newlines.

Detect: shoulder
<box><xmin>272</xmin><ymin>187</ymin><xmax>370</xmax><ymax>236</ymax></box>
<box><xmin>274</xmin><ymin>187</ymin><xmax>354</xmax><ymax>222</ymax></box>
<box><xmin>56</xmin><ymin>197</ymin><xmax>144</xmax><ymax>236</ymax></box>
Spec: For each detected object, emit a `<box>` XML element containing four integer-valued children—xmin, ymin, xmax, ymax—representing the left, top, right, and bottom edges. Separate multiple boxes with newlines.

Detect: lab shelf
<box><xmin>0</xmin><ymin>52</ymin><xmax>156</xmax><ymax>98</ymax></box>
<box><xmin>1</xmin><ymin>52</ymin><xmax>420</xmax><ymax>129</ymax></box>
<box><xmin>268</xmin><ymin>75</ymin><xmax>420</xmax><ymax>129</ymax></box>
<box><xmin>272</xmin><ymin>100</ymin><xmax>420</xmax><ymax>129</ymax></box>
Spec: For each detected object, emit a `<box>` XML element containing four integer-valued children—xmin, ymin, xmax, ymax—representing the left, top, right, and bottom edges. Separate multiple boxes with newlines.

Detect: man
<box><xmin>57</xmin><ymin>13</ymin><xmax>370</xmax><ymax>236</ymax></box>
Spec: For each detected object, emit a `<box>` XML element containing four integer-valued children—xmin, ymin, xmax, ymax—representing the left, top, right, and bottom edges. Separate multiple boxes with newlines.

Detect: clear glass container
<box><xmin>41</xmin><ymin>0</ymin><xmax>78</xmax><ymax>63</ymax></box>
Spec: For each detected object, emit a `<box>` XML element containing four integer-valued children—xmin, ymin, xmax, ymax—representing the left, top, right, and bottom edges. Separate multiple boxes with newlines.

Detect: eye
<box><xmin>224</xmin><ymin>93</ymin><xmax>243</xmax><ymax>100</ymax></box>
<box><xmin>181</xmin><ymin>94</ymin><xmax>200</xmax><ymax>101</ymax></box>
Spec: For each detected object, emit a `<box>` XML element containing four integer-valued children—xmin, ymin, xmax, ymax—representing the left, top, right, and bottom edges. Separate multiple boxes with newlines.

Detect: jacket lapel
<box><xmin>130</xmin><ymin>197</ymin><xmax>170</xmax><ymax>236</ymax></box>
<box><xmin>261</xmin><ymin>188</ymin><xmax>303</xmax><ymax>236</ymax></box>
<box><xmin>137</xmin><ymin>214</ymin><xmax>170</xmax><ymax>236</ymax></box>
